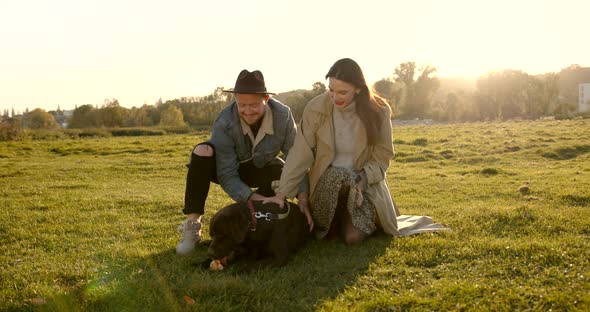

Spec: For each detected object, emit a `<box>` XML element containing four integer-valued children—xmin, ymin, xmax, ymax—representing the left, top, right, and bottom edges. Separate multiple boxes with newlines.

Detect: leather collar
<box><xmin>247</xmin><ymin>200</ymin><xmax>291</xmax><ymax>232</ymax></box>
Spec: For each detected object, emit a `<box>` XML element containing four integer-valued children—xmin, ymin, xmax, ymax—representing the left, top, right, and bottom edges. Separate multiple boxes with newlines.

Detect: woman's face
<box><xmin>328</xmin><ymin>77</ymin><xmax>359</xmax><ymax>108</ymax></box>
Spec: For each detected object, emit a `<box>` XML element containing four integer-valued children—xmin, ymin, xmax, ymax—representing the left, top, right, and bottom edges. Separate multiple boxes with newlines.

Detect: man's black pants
<box><xmin>183</xmin><ymin>142</ymin><xmax>283</xmax><ymax>215</ymax></box>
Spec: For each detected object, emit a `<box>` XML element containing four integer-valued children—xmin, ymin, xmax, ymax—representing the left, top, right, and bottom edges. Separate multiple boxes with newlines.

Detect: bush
<box><xmin>161</xmin><ymin>125</ymin><xmax>193</xmax><ymax>134</ymax></box>
<box><xmin>69</xmin><ymin>129</ymin><xmax>112</xmax><ymax>138</ymax></box>
<box><xmin>25</xmin><ymin>129</ymin><xmax>69</xmax><ymax>140</ymax></box>
<box><xmin>0</xmin><ymin>124</ymin><xmax>197</xmax><ymax>141</ymax></box>
<box><xmin>110</xmin><ymin>128</ymin><xmax>166</xmax><ymax>136</ymax></box>
<box><xmin>0</xmin><ymin>118</ymin><xmax>25</xmax><ymax>141</ymax></box>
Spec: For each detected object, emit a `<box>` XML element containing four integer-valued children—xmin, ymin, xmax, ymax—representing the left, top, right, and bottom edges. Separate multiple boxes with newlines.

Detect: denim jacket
<box><xmin>210</xmin><ymin>98</ymin><xmax>309</xmax><ymax>202</ymax></box>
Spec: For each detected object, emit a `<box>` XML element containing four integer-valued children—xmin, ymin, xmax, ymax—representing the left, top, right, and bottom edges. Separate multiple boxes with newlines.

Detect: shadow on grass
<box><xmin>541</xmin><ymin>144</ymin><xmax>590</xmax><ymax>160</ymax></box>
<box><xmin>38</xmin><ymin>233</ymin><xmax>393</xmax><ymax>311</ymax></box>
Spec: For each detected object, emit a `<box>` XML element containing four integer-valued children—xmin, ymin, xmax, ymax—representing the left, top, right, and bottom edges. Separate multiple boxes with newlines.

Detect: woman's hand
<box><xmin>297</xmin><ymin>193</ymin><xmax>314</xmax><ymax>232</ymax></box>
<box><xmin>262</xmin><ymin>192</ymin><xmax>286</xmax><ymax>208</ymax></box>
<box><xmin>263</xmin><ymin>192</ymin><xmax>314</xmax><ymax>232</ymax></box>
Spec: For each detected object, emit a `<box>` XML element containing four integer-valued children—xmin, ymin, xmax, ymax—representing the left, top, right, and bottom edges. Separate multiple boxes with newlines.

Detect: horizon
<box><xmin>0</xmin><ymin>68</ymin><xmax>584</xmax><ymax>114</ymax></box>
<box><xmin>1</xmin><ymin>0</ymin><xmax>589</xmax><ymax>113</ymax></box>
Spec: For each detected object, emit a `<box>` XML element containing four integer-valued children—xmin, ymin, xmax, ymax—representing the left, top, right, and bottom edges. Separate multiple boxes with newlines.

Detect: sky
<box><xmin>1</xmin><ymin>0</ymin><xmax>588</xmax><ymax>113</ymax></box>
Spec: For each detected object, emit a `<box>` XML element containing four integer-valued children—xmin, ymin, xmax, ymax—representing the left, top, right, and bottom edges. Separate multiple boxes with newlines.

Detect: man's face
<box><xmin>236</xmin><ymin>93</ymin><xmax>269</xmax><ymax>125</ymax></box>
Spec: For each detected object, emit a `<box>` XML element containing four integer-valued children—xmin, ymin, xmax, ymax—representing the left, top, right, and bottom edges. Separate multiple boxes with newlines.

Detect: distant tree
<box><xmin>432</xmin><ymin>92</ymin><xmax>460</xmax><ymax>122</ymax></box>
<box><xmin>69</xmin><ymin>104</ymin><xmax>99</xmax><ymax>128</ymax></box>
<box><xmin>524</xmin><ymin>75</ymin><xmax>546</xmax><ymax>119</ymax></box>
<box><xmin>556</xmin><ymin>64</ymin><xmax>590</xmax><ymax>116</ymax></box>
<box><xmin>446</xmin><ymin>92</ymin><xmax>460</xmax><ymax>121</ymax></box>
<box><xmin>275</xmin><ymin>91</ymin><xmax>304</xmax><ymax>121</ymax></box>
<box><xmin>11</xmin><ymin>107</ymin><xmax>15</xmax><ymax>118</ymax></box>
<box><xmin>430</xmin><ymin>77</ymin><xmax>478</xmax><ymax>122</ymax></box>
<box><xmin>159</xmin><ymin>105</ymin><xmax>185</xmax><ymax>127</ymax></box>
<box><xmin>394</xmin><ymin>62</ymin><xmax>415</xmax><ymax>118</ymax></box>
<box><xmin>475</xmin><ymin>73</ymin><xmax>499</xmax><ymax>120</ymax></box>
<box><xmin>48</xmin><ymin>109</ymin><xmax>67</xmax><ymax>127</ymax></box>
<box><xmin>394</xmin><ymin>62</ymin><xmax>416</xmax><ymax>87</ymax></box>
<box><xmin>23</xmin><ymin>108</ymin><xmax>58</xmax><ymax>129</ymax></box>
<box><xmin>312</xmin><ymin>81</ymin><xmax>326</xmax><ymax>93</ymax></box>
<box><xmin>170</xmin><ymin>89</ymin><xmax>226</xmax><ymax>127</ymax></box>
<box><xmin>275</xmin><ymin>82</ymin><xmax>326</xmax><ymax>122</ymax></box>
<box><xmin>414</xmin><ymin>65</ymin><xmax>440</xmax><ymax>117</ymax></box>
<box><xmin>541</xmin><ymin>73</ymin><xmax>559</xmax><ymax>116</ymax></box>
<box><xmin>2</xmin><ymin>109</ymin><xmax>8</xmax><ymax>119</ymax></box>
<box><xmin>393</xmin><ymin>62</ymin><xmax>439</xmax><ymax>119</ymax></box>
<box><xmin>475</xmin><ymin>70</ymin><xmax>538</xmax><ymax>120</ymax></box>
<box><xmin>99</xmin><ymin>99</ymin><xmax>127</xmax><ymax>127</ymax></box>
<box><xmin>373</xmin><ymin>78</ymin><xmax>395</xmax><ymax>99</ymax></box>
<box><xmin>196</xmin><ymin>87</ymin><xmax>230</xmax><ymax>125</ymax></box>
<box><xmin>373</xmin><ymin>78</ymin><xmax>403</xmax><ymax>116</ymax></box>
<box><xmin>144</xmin><ymin>105</ymin><xmax>160</xmax><ymax>126</ymax></box>
<box><xmin>500</xmin><ymin>70</ymin><xmax>528</xmax><ymax>119</ymax></box>
<box><xmin>126</xmin><ymin>106</ymin><xmax>152</xmax><ymax>127</ymax></box>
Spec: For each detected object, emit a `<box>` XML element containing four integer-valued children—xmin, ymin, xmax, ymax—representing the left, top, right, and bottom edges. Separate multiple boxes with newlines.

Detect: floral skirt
<box><xmin>311</xmin><ymin>166</ymin><xmax>376</xmax><ymax>239</ymax></box>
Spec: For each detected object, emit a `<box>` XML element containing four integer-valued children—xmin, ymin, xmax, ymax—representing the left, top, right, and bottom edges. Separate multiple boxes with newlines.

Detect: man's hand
<box><xmin>249</xmin><ymin>192</ymin><xmax>269</xmax><ymax>202</ymax></box>
<box><xmin>296</xmin><ymin>193</ymin><xmax>314</xmax><ymax>232</ymax></box>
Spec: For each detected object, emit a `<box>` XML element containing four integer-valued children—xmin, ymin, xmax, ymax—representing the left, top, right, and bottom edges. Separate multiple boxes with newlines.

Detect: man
<box><xmin>177</xmin><ymin>69</ymin><xmax>311</xmax><ymax>255</ymax></box>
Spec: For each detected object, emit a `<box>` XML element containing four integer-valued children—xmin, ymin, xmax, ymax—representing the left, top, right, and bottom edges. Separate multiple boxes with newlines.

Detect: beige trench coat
<box><xmin>277</xmin><ymin>93</ymin><xmax>400</xmax><ymax>235</ymax></box>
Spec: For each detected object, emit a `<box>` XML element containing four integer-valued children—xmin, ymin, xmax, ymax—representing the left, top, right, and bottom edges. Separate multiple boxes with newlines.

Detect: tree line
<box><xmin>374</xmin><ymin>63</ymin><xmax>589</xmax><ymax>122</ymax></box>
<box><xmin>1</xmin><ymin>63</ymin><xmax>589</xmax><ymax>140</ymax></box>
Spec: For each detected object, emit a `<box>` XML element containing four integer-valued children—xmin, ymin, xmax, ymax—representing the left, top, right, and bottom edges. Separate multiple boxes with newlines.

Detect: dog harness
<box><xmin>247</xmin><ymin>200</ymin><xmax>291</xmax><ymax>231</ymax></box>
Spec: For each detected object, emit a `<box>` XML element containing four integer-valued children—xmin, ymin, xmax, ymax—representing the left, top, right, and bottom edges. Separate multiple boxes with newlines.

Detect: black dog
<box><xmin>206</xmin><ymin>200</ymin><xmax>312</xmax><ymax>269</ymax></box>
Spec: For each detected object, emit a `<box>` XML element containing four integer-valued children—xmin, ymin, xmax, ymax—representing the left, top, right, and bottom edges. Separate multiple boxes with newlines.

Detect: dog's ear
<box><xmin>227</xmin><ymin>213</ymin><xmax>250</xmax><ymax>243</ymax></box>
<box><xmin>211</xmin><ymin>212</ymin><xmax>249</xmax><ymax>242</ymax></box>
<box><xmin>210</xmin><ymin>213</ymin><xmax>233</xmax><ymax>236</ymax></box>
<box><xmin>209</xmin><ymin>213</ymin><xmax>222</xmax><ymax>236</ymax></box>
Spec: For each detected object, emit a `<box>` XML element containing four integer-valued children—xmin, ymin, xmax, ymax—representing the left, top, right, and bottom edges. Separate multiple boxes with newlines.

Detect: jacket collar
<box><xmin>247</xmin><ymin>200</ymin><xmax>291</xmax><ymax>231</ymax></box>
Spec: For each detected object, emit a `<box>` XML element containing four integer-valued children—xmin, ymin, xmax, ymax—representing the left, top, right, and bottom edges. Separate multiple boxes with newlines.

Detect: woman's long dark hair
<box><xmin>325</xmin><ymin>58</ymin><xmax>391</xmax><ymax>145</ymax></box>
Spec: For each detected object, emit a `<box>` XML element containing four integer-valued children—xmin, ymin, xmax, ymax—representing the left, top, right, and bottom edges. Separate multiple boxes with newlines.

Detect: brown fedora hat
<box><xmin>222</xmin><ymin>69</ymin><xmax>276</xmax><ymax>95</ymax></box>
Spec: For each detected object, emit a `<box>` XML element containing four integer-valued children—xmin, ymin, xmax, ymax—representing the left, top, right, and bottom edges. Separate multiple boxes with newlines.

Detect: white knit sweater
<box><xmin>331</xmin><ymin>101</ymin><xmax>362</xmax><ymax>169</ymax></box>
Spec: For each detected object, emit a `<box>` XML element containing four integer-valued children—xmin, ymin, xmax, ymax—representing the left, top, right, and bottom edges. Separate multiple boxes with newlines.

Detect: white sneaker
<box><xmin>176</xmin><ymin>220</ymin><xmax>202</xmax><ymax>255</ymax></box>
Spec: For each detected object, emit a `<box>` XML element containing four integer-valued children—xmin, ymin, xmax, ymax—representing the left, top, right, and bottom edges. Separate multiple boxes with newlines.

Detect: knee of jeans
<box><xmin>193</xmin><ymin>144</ymin><xmax>214</xmax><ymax>157</ymax></box>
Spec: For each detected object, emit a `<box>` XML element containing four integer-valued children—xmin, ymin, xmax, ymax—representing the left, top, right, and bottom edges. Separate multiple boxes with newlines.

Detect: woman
<box><xmin>264</xmin><ymin>58</ymin><xmax>400</xmax><ymax>244</ymax></box>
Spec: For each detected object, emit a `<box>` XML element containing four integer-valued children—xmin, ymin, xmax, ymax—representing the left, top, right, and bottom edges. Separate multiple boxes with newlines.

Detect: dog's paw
<box><xmin>210</xmin><ymin>259</ymin><xmax>225</xmax><ymax>271</ymax></box>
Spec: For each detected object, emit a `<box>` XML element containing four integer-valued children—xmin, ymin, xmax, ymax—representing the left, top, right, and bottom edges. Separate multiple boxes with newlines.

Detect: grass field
<box><xmin>1</xmin><ymin>119</ymin><xmax>589</xmax><ymax>311</ymax></box>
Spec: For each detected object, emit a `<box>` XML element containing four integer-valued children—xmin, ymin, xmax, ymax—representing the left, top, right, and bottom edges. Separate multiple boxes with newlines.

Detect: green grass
<box><xmin>1</xmin><ymin>119</ymin><xmax>589</xmax><ymax>311</ymax></box>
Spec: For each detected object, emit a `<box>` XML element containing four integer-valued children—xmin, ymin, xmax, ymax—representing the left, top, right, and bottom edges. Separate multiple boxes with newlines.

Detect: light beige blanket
<box><xmin>396</xmin><ymin>215</ymin><xmax>450</xmax><ymax>236</ymax></box>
